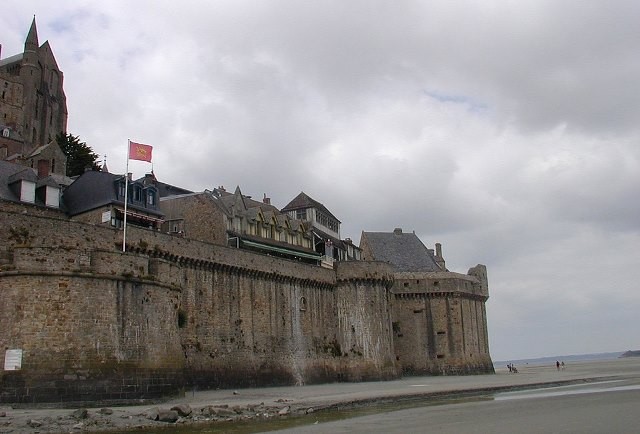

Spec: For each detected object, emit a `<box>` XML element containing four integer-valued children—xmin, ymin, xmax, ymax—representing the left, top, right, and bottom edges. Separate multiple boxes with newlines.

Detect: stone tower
<box><xmin>0</xmin><ymin>17</ymin><xmax>68</xmax><ymax>159</ymax></box>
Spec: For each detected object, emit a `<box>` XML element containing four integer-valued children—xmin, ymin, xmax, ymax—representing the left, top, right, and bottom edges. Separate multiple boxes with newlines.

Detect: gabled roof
<box><xmin>36</xmin><ymin>176</ymin><xmax>59</xmax><ymax>188</ymax></box>
<box><xmin>7</xmin><ymin>168</ymin><xmax>37</xmax><ymax>184</ymax></box>
<box><xmin>217</xmin><ymin>186</ymin><xmax>281</xmax><ymax>216</ymax></box>
<box><xmin>0</xmin><ymin>161</ymin><xmax>36</xmax><ymax>202</ymax></box>
<box><xmin>281</xmin><ymin>191</ymin><xmax>340</xmax><ymax>223</ymax></box>
<box><xmin>26</xmin><ymin>141</ymin><xmax>58</xmax><ymax>158</ymax></box>
<box><xmin>360</xmin><ymin>229</ymin><xmax>442</xmax><ymax>272</ymax></box>
<box><xmin>63</xmin><ymin>170</ymin><xmax>163</xmax><ymax>217</ymax></box>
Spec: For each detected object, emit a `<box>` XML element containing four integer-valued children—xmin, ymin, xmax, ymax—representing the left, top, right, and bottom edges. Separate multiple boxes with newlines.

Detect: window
<box><xmin>118</xmin><ymin>182</ymin><xmax>125</xmax><ymax>198</ymax></box>
<box><xmin>296</xmin><ymin>209</ymin><xmax>307</xmax><ymax>220</ymax></box>
<box><xmin>133</xmin><ymin>187</ymin><xmax>142</xmax><ymax>202</ymax></box>
<box><xmin>145</xmin><ymin>188</ymin><xmax>156</xmax><ymax>206</ymax></box>
<box><xmin>299</xmin><ymin>297</ymin><xmax>307</xmax><ymax>312</ymax></box>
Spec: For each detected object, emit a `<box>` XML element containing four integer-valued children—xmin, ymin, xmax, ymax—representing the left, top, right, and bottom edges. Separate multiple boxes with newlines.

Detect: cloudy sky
<box><xmin>3</xmin><ymin>1</ymin><xmax>639</xmax><ymax>361</ymax></box>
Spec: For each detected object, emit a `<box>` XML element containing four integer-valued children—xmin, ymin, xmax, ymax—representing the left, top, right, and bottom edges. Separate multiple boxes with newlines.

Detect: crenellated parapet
<box><xmin>335</xmin><ymin>260</ymin><xmax>394</xmax><ymax>287</ymax></box>
<box><xmin>392</xmin><ymin>269</ymin><xmax>489</xmax><ymax>300</ymax></box>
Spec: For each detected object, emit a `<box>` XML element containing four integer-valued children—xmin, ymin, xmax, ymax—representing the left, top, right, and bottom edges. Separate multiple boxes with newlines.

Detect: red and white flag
<box><xmin>129</xmin><ymin>141</ymin><xmax>153</xmax><ymax>162</ymax></box>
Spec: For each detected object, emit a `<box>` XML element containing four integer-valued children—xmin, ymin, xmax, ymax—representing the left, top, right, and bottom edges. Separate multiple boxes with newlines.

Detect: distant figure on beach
<box><xmin>561</xmin><ymin>361</ymin><xmax>565</xmax><ymax>370</ymax></box>
<box><xmin>507</xmin><ymin>363</ymin><xmax>512</xmax><ymax>373</ymax></box>
<box><xmin>556</xmin><ymin>360</ymin><xmax>560</xmax><ymax>371</ymax></box>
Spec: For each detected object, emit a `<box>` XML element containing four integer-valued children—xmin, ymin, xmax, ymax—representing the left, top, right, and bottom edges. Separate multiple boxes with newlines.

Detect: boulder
<box><xmin>170</xmin><ymin>404</ymin><xmax>192</xmax><ymax>417</ymax></box>
<box><xmin>71</xmin><ymin>408</ymin><xmax>89</xmax><ymax>419</ymax></box>
<box><xmin>278</xmin><ymin>406</ymin><xmax>290</xmax><ymax>416</ymax></box>
<box><xmin>27</xmin><ymin>419</ymin><xmax>43</xmax><ymax>428</ymax></box>
<box><xmin>145</xmin><ymin>407</ymin><xmax>159</xmax><ymax>421</ymax></box>
<box><xmin>157</xmin><ymin>410</ymin><xmax>179</xmax><ymax>423</ymax></box>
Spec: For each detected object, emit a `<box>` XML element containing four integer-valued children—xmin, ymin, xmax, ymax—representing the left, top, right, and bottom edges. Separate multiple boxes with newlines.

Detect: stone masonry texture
<box><xmin>0</xmin><ymin>205</ymin><xmax>492</xmax><ymax>404</ymax></box>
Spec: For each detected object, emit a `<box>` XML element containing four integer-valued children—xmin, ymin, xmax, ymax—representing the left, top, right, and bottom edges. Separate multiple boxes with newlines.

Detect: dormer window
<box><xmin>145</xmin><ymin>187</ymin><xmax>157</xmax><ymax>207</ymax></box>
<box><xmin>133</xmin><ymin>186</ymin><xmax>142</xmax><ymax>202</ymax></box>
<box><xmin>8</xmin><ymin>170</ymin><xmax>37</xmax><ymax>204</ymax></box>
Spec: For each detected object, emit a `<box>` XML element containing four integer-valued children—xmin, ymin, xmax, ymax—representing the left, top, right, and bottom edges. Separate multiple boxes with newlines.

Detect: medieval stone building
<box><xmin>0</xmin><ymin>18</ymin><xmax>68</xmax><ymax>163</ymax></box>
<box><xmin>360</xmin><ymin>229</ymin><xmax>493</xmax><ymax>375</ymax></box>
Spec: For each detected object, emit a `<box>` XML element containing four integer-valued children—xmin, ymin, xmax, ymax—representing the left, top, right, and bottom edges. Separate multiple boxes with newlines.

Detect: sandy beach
<box><xmin>1</xmin><ymin>357</ymin><xmax>638</xmax><ymax>433</ymax></box>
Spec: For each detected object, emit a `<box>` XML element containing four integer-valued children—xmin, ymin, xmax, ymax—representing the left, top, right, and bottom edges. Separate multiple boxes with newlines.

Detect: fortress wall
<box><xmin>334</xmin><ymin>261</ymin><xmax>398</xmax><ymax>381</ymax></box>
<box><xmin>177</xmin><ymin>261</ymin><xmax>399</xmax><ymax>387</ymax></box>
<box><xmin>0</xmin><ymin>208</ymin><xmax>334</xmax><ymax>285</ymax></box>
<box><xmin>0</xmin><ymin>274</ymin><xmax>184</xmax><ymax>404</ymax></box>
<box><xmin>0</xmin><ymin>209</ymin><xmax>402</xmax><ymax>403</ymax></box>
<box><xmin>390</xmin><ymin>269</ymin><xmax>494</xmax><ymax>375</ymax></box>
<box><xmin>390</xmin><ymin>294</ymin><xmax>429</xmax><ymax>373</ymax></box>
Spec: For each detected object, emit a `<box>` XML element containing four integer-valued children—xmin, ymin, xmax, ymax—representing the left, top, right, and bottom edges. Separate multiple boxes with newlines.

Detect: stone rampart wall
<box><xmin>0</xmin><ymin>208</ymin><xmax>399</xmax><ymax>404</ymax></box>
<box><xmin>390</xmin><ymin>269</ymin><xmax>494</xmax><ymax>376</ymax></box>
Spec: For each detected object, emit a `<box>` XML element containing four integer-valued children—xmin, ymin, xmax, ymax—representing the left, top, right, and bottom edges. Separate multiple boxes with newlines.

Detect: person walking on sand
<box><xmin>556</xmin><ymin>360</ymin><xmax>560</xmax><ymax>371</ymax></box>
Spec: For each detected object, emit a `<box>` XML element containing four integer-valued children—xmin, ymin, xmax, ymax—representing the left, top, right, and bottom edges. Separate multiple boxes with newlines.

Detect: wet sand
<box><xmin>1</xmin><ymin>357</ymin><xmax>638</xmax><ymax>433</ymax></box>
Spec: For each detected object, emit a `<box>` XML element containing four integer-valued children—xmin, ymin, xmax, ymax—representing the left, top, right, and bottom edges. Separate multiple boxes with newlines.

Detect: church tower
<box><xmin>0</xmin><ymin>17</ymin><xmax>68</xmax><ymax>159</ymax></box>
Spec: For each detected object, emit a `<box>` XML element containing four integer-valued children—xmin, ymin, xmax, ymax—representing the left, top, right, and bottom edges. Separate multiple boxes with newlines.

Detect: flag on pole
<box><xmin>129</xmin><ymin>141</ymin><xmax>153</xmax><ymax>162</ymax></box>
<box><xmin>123</xmin><ymin>139</ymin><xmax>153</xmax><ymax>252</ymax></box>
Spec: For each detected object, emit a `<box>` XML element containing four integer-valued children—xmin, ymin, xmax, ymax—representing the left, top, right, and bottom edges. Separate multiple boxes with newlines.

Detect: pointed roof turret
<box><xmin>282</xmin><ymin>191</ymin><xmax>340</xmax><ymax>223</ymax></box>
<box><xmin>25</xmin><ymin>16</ymin><xmax>39</xmax><ymax>50</ymax></box>
<box><xmin>232</xmin><ymin>186</ymin><xmax>248</xmax><ymax>212</ymax></box>
<box><xmin>101</xmin><ymin>156</ymin><xmax>109</xmax><ymax>173</ymax></box>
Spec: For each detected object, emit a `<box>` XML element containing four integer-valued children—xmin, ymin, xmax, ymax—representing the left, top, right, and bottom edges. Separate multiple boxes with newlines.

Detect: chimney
<box><xmin>393</xmin><ymin>228</ymin><xmax>402</xmax><ymax>235</ymax></box>
<box><xmin>263</xmin><ymin>193</ymin><xmax>271</xmax><ymax>205</ymax></box>
<box><xmin>435</xmin><ymin>242</ymin><xmax>446</xmax><ymax>270</ymax></box>
<box><xmin>37</xmin><ymin>159</ymin><xmax>49</xmax><ymax>178</ymax></box>
<box><xmin>127</xmin><ymin>172</ymin><xmax>132</xmax><ymax>181</ymax></box>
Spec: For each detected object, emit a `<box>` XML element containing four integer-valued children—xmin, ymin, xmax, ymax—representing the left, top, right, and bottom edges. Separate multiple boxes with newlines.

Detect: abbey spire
<box><xmin>25</xmin><ymin>16</ymin><xmax>39</xmax><ymax>51</ymax></box>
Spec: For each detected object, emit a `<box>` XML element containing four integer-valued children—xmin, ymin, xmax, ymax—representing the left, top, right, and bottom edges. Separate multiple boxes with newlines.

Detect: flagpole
<box><xmin>122</xmin><ymin>140</ymin><xmax>130</xmax><ymax>252</ymax></box>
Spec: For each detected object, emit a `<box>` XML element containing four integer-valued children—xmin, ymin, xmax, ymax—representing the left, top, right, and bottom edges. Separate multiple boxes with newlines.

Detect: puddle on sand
<box><xmin>494</xmin><ymin>383</ymin><xmax>640</xmax><ymax>401</ymax></box>
<box><xmin>110</xmin><ymin>380</ymin><xmax>640</xmax><ymax>433</ymax></box>
<box><xmin>109</xmin><ymin>395</ymin><xmax>493</xmax><ymax>434</ymax></box>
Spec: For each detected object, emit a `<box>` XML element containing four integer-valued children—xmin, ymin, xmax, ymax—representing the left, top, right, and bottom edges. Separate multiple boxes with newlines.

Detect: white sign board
<box><xmin>4</xmin><ymin>349</ymin><xmax>23</xmax><ymax>371</ymax></box>
<box><xmin>101</xmin><ymin>210</ymin><xmax>111</xmax><ymax>223</ymax></box>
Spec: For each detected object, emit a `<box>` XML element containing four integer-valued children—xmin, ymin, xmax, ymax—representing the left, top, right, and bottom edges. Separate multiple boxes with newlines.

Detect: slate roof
<box><xmin>0</xmin><ymin>161</ymin><xmax>35</xmax><ymax>202</ymax></box>
<box><xmin>217</xmin><ymin>186</ymin><xmax>281</xmax><ymax>215</ymax></box>
<box><xmin>154</xmin><ymin>181</ymin><xmax>193</xmax><ymax>198</ymax></box>
<box><xmin>360</xmin><ymin>229</ymin><xmax>442</xmax><ymax>272</ymax></box>
<box><xmin>281</xmin><ymin>192</ymin><xmax>340</xmax><ymax>223</ymax></box>
<box><xmin>63</xmin><ymin>170</ymin><xmax>163</xmax><ymax>217</ymax></box>
<box><xmin>312</xmin><ymin>226</ymin><xmax>345</xmax><ymax>250</ymax></box>
<box><xmin>0</xmin><ymin>53</ymin><xmax>23</xmax><ymax>68</ymax></box>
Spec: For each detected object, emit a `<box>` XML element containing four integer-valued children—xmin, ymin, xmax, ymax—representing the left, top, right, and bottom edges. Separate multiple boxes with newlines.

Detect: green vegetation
<box><xmin>56</xmin><ymin>132</ymin><xmax>100</xmax><ymax>176</ymax></box>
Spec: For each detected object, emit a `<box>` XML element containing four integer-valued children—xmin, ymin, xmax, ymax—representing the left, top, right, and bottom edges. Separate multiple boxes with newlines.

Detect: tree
<box><xmin>56</xmin><ymin>132</ymin><xmax>100</xmax><ymax>177</ymax></box>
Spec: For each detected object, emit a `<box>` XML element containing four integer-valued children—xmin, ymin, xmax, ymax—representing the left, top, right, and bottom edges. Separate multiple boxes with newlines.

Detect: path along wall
<box><xmin>0</xmin><ymin>206</ymin><xmax>398</xmax><ymax>404</ymax></box>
